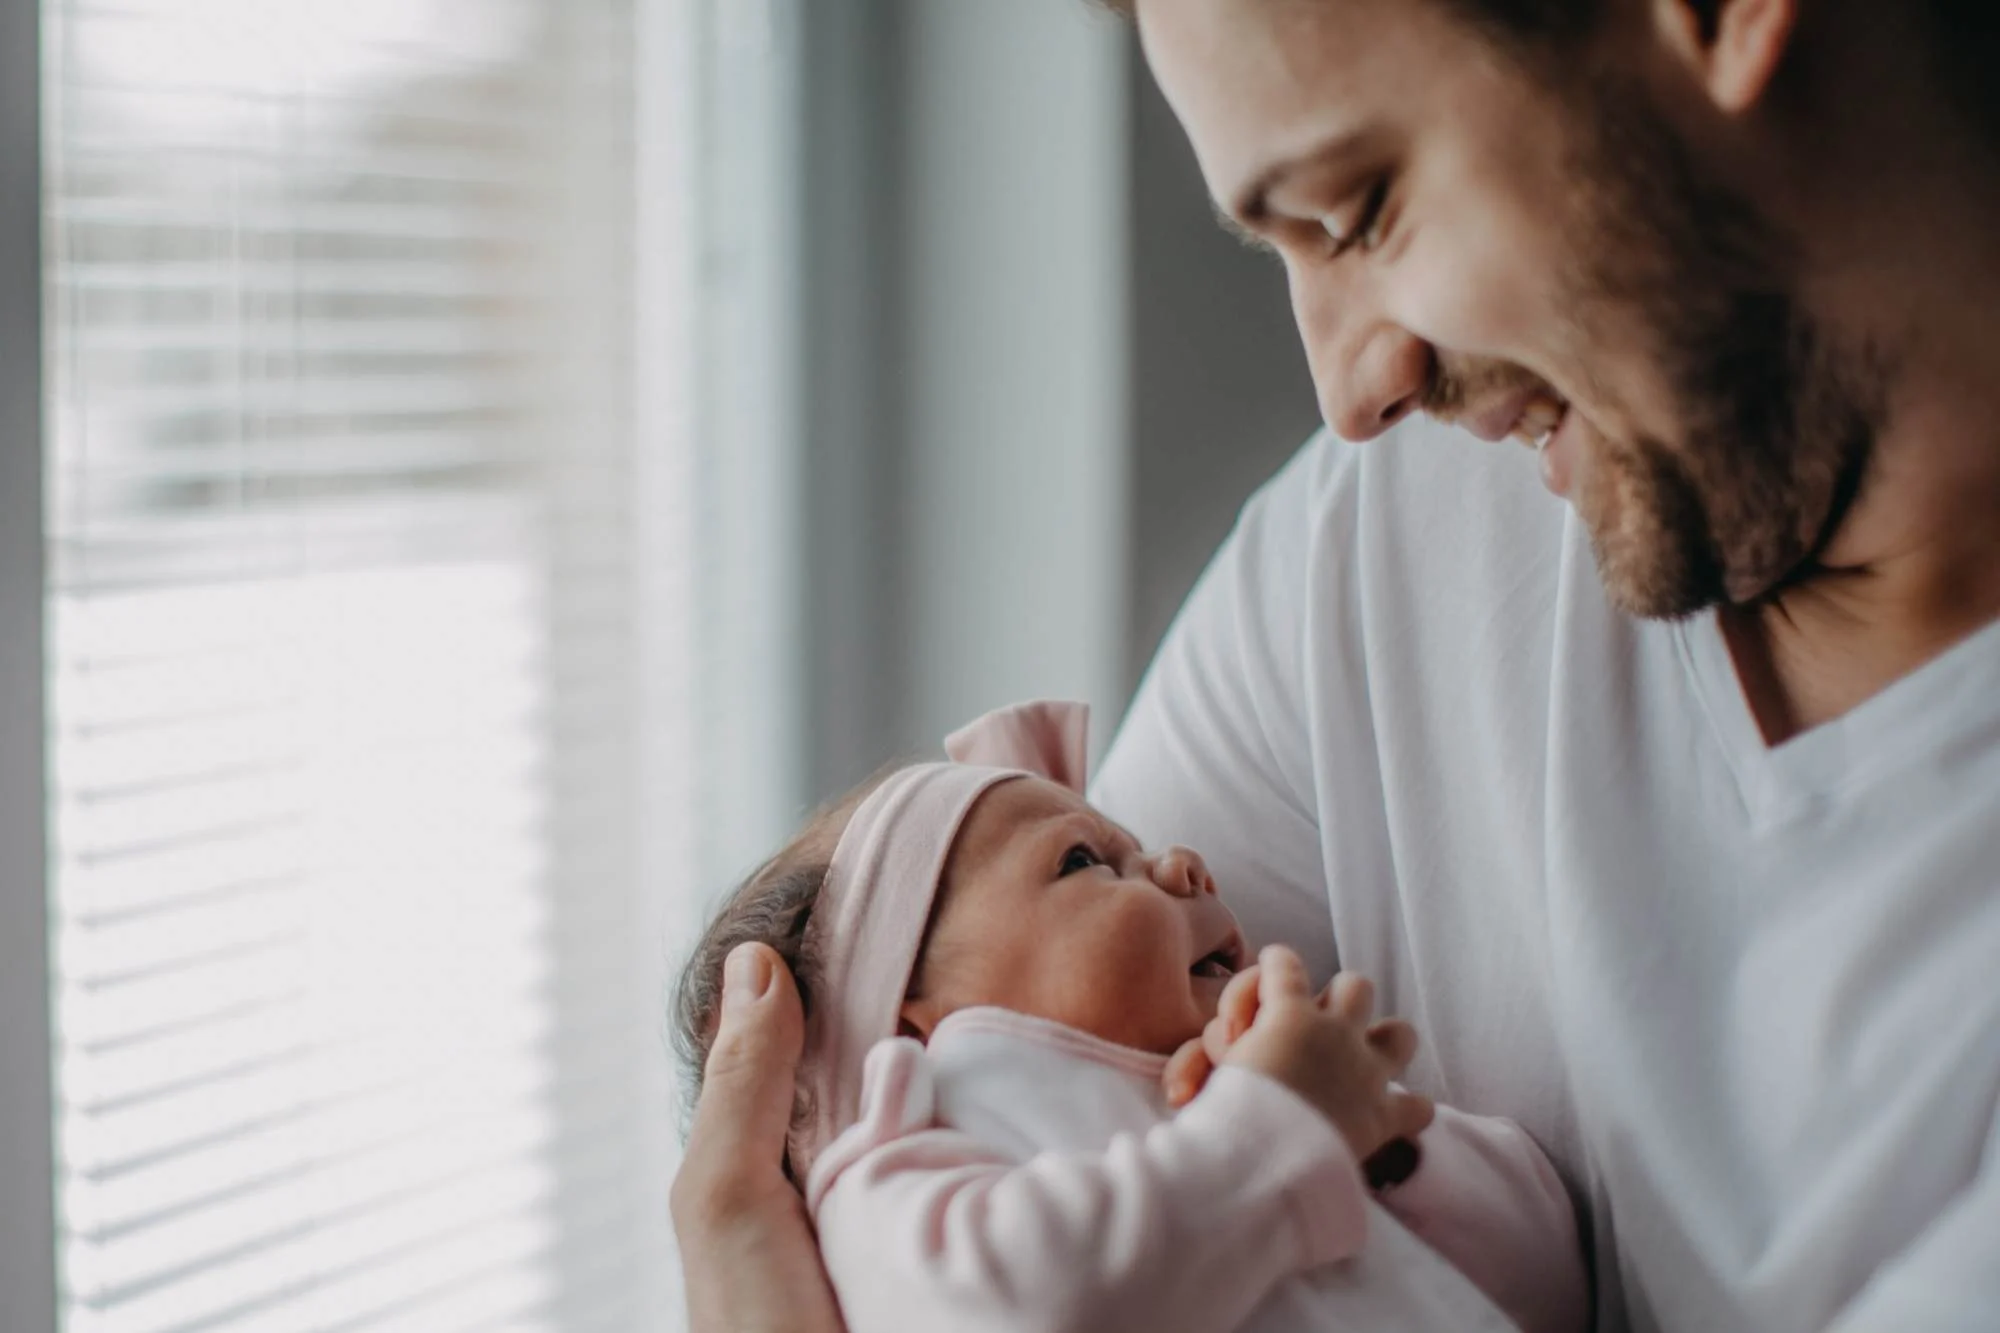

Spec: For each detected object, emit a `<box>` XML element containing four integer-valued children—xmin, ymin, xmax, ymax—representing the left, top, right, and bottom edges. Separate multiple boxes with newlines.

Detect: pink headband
<box><xmin>791</xmin><ymin>699</ymin><xmax>1090</xmax><ymax>1180</ymax></box>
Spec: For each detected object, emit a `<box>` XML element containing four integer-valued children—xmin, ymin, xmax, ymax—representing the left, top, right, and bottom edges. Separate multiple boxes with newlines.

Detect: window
<box><xmin>35</xmin><ymin>1</ymin><xmax>781</xmax><ymax>1329</ymax></box>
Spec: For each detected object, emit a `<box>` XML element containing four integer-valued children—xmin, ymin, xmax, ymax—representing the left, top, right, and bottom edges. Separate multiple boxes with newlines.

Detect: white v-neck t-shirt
<box><xmin>1091</xmin><ymin>419</ymin><xmax>2000</xmax><ymax>1333</ymax></box>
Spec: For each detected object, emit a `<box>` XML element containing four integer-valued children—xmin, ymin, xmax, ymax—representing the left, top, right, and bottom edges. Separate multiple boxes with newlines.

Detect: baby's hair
<box><xmin>670</xmin><ymin>762</ymin><xmax>909</xmax><ymax>1180</ymax></box>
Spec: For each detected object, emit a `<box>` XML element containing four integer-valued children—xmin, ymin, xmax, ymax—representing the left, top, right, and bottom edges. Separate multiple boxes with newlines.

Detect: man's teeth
<box><xmin>1510</xmin><ymin>398</ymin><xmax>1567</xmax><ymax>448</ymax></box>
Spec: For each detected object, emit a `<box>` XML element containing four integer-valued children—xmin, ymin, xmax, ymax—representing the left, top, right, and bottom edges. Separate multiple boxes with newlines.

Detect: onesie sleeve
<box><xmin>807</xmin><ymin>1038</ymin><xmax>1371</xmax><ymax>1333</ymax></box>
<box><xmin>1376</xmin><ymin>1104</ymin><xmax>1591</xmax><ymax>1333</ymax></box>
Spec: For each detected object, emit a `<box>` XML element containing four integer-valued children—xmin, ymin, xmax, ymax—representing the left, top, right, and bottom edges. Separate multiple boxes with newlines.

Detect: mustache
<box><xmin>1421</xmin><ymin>354</ymin><xmax>1558</xmax><ymax>421</ymax></box>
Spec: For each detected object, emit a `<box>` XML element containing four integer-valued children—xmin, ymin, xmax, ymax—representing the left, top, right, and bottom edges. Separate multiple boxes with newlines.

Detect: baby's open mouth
<box><xmin>1189</xmin><ymin>929</ymin><xmax>1248</xmax><ymax>981</ymax></box>
<box><xmin>1190</xmin><ymin>952</ymin><xmax>1234</xmax><ymax>980</ymax></box>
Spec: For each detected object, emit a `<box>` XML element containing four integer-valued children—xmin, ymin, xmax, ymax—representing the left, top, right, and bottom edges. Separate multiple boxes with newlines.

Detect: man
<box><xmin>674</xmin><ymin>0</ymin><xmax>2000</xmax><ymax>1328</ymax></box>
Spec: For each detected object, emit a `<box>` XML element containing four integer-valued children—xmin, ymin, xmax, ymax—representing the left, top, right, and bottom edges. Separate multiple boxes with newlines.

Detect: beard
<box><xmin>1436</xmin><ymin>76</ymin><xmax>1885</xmax><ymax>619</ymax></box>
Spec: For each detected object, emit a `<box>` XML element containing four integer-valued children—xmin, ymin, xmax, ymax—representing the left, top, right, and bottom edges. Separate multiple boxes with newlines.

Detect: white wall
<box><xmin>784</xmin><ymin>2</ymin><xmax>1317</xmax><ymax>798</ymax></box>
<box><xmin>896</xmin><ymin>0</ymin><xmax>1132</xmax><ymax>757</ymax></box>
<box><xmin>0</xmin><ymin>0</ymin><xmax>57</xmax><ymax>1327</ymax></box>
<box><xmin>1125</xmin><ymin>50</ymin><xmax>1322</xmax><ymax>688</ymax></box>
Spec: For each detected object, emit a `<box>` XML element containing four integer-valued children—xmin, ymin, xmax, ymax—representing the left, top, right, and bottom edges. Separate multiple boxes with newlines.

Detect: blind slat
<box><xmin>48</xmin><ymin>2</ymin><xmax>672</xmax><ymax>1330</ymax></box>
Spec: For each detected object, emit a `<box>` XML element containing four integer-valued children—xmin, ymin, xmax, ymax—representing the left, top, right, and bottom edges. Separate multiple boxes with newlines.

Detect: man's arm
<box><xmin>1825</xmin><ymin>1103</ymin><xmax>2000</xmax><ymax>1331</ymax></box>
<box><xmin>1095</xmin><ymin>437</ymin><xmax>1593</xmax><ymax>1327</ymax></box>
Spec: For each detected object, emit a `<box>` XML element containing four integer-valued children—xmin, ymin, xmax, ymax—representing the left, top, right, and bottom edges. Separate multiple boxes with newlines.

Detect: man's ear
<box><xmin>1655</xmin><ymin>0</ymin><xmax>1797</xmax><ymax>114</ymax></box>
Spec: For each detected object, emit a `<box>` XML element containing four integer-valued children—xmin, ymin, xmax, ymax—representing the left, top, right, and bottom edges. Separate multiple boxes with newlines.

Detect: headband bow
<box><xmin>791</xmin><ymin>700</ymin><xmax>1090</xmax><ymax>1179</ymax></box>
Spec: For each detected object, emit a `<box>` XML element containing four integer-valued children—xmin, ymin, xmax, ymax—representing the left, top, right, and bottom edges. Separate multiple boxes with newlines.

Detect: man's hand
<box><xmin>670</xmin><ymin>943</ymin><xmax>846</xmax><ymax>1333</ymax></box>
<box><xmin>1163</xmin><ymin>946</ymin><xmax>1433</xmax><ymax>1164</ymax></box>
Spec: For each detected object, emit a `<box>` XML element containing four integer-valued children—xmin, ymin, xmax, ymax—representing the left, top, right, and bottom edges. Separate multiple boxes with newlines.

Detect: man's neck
<box><xmin>1722</xmin><ymin>368</ymin><xmax>2000</xmax><ymax>746</ymax></box>
<box><xmin>1725</xmin><ymin>84</ymin><xmax>2000</xmax><ymax>746</ymax></box>
<box><xmin>1724</xmin><ymin>564</ymin><xmax>2000</xmax><ymax>748</ymax></box>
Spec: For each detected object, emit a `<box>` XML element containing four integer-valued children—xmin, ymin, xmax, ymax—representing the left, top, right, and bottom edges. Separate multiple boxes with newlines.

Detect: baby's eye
<box><xmin>1058</xmin><ymin>844</ymin><xmax>1102</xmax><ymax>877</ymax></box>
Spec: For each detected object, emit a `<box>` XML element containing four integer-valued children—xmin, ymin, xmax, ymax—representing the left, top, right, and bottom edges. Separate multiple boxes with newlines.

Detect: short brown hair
<box><xmin>1093</xmin><ymin>0</ymin><xmax>1689</xmax><ymax>43</ymax></box>
<box><xmin>670</xmin><ymin>764</ymin><xmax>905</xmax><ymax>1177</ymax></box>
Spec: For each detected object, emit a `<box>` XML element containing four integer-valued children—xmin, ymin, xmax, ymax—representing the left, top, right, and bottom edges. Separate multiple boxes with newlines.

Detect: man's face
<box><xmin>1140</xmin><ymin>0</ymin><xmax>1880</xmax><ymax>618</ymax></box>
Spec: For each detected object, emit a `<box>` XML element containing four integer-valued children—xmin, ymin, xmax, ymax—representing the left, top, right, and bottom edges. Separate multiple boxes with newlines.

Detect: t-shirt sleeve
<box><xmin>1377</xmin><ymin>1105</ymin><xmax>1591</xmax><ymax>1333</ymax></box>
<box><xmin>808</xmin><ymin>1039</ymin><xmax>1371</xmax><ymax>1333</ymax></box>
<box><xmin>1092</xmin><ymin>435</ymin><xmax>1355</xmax><ymax>979</ymax></box>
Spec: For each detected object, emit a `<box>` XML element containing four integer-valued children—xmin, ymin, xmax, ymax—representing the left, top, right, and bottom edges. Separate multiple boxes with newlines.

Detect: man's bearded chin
<box><xmin>1561</xmin><ymin>82</ymin><xmax>1883</xmax><ymax>621</ymax></box>
<box><xmin>1576</xmin><ymin>303</ymin><xmax>1880</xmax><ymax>621</ymax></box>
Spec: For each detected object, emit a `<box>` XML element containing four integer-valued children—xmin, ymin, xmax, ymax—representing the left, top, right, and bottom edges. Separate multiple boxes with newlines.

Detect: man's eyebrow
<box><xmin>1219</xmin><ymin>129</ymin><xmax>1377</xmax><ymax>248</ymax></box>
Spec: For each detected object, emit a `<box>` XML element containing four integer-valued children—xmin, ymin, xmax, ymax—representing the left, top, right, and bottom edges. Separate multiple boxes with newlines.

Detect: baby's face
<box><xmin>901</xmin><ymin>776</ymin><xmax>1249</xmax><ymax>1055</ymax></box>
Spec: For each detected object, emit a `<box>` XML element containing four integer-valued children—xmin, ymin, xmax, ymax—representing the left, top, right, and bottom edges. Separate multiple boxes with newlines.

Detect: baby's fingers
<box><xmin>1163</xmin><ymin>1038</ymin><xmax>1212</xmax><ymax>1108</ymax></box>
<box><xmin>1256</xmin><ymin>945</ymin><xmax>1313</xmax><ymax>1008</ymax></box>
<box><xmin>1202</xmin><ymin>1014</ymin><xmax>1235</xmax><ymax>1068</ymax></box>
<box><xmin>1218</xmin><ymin>964</ymin><xmax>1262</xmax><ymax>1042</ymax></box>
<box><xmin>1385</xmin><ymin>1088</ymin><xmax>1436</xmax><ymax>1142</ymax></box>
<box><xmin>1366</xmin><ymin>1017</ymin><xmax>1420</xmax><ymax>1073</ymax></box>
<box><xmin>1327</xmin><ymin>971</ymin><xmax>1377</xmax><ymax>1025</ymax></box>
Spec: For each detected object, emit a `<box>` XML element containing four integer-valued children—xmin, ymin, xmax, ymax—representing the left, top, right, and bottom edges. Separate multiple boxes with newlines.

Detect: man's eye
<box><xmin>1059</xmin><ymin>844</ymin><xmax>1101</xmax><ymax>877</ymax></box>
<box><xmin>1321</xmin><ymin>178</ymin><xmax>1389</xmax><ymax>259</ymax></box>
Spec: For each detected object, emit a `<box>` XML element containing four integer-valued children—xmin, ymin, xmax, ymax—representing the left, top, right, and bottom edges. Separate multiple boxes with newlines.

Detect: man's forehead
<box><xmin>1137</xmin><ymin>0</ymin><xmax>1449</xmax><ymax>214</ymax></box>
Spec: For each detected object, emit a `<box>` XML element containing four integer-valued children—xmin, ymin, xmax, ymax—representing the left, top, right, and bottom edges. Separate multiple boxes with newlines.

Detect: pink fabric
<box><xmin>811</xmin><ymin>1036</ymin><xmax>1368</xmax><ymax>1333</ymax></box>
<box><xmin>1378</xmin><ymin>1105</ymin><xmax>1591</xmax><ymax>1333</ymax></box>
<box><xmin>944</xmin><ymin>699</ymin><xmax>1090</xmax><ymax>791</ymax></box>
<box><xmin>809</xmin><ymin>1013</ymin><xmax>1588</xmax><ymax>1333</ymax></box>
<box><xmin>791</xmin><ymin>700</ymin><xmax>1092</xmax><ymax>1178</ymax></box>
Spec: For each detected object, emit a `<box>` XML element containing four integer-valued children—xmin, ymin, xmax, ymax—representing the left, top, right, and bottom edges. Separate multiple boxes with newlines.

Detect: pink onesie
<box><xmin>807</xmin><ymin>1006</ymin><xmax>1590</xmax><ymax>1333</ymax></box>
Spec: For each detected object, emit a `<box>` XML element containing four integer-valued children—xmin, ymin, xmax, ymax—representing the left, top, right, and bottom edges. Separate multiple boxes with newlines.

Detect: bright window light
<box><xmin>42</xmin><ymin>0</ymin><xmax>704</xmax><ymax>1328</ymax></box>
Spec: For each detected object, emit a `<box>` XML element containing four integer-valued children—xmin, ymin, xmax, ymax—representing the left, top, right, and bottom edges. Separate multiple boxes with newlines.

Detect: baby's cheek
<box><xmin>1096</xmin><ymin>907</ymin><xmax>1202</xmax><ymax>1045</ymax></box>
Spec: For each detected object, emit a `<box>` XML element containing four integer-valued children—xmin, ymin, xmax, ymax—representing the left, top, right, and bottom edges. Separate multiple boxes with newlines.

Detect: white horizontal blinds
<box><xmin>45</xmin><ymin>2</ymin><xmax>670</xmax><ymax>1331</ymax></box>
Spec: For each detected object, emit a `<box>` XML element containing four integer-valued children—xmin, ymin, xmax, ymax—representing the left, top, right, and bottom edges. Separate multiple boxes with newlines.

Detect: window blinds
<box><xmin>44</xmin><ymin>2</ymin><xmax>688</xmax><ymax>1329</ymax></box>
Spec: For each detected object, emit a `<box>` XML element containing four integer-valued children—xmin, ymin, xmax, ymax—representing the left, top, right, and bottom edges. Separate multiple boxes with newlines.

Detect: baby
<box><xmin>675</xmin><ymin>701</ymin><xmax>1589</xmax><ymax>1333</ymax></box>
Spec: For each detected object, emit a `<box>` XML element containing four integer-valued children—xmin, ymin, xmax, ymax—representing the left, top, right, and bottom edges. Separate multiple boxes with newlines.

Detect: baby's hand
<box><xmin>1162</xmin><ymin>962</ymin><xmax>1264</xmax><ymax>1108</ymax></box>
<box><xmin>1167</xmin><ymin>946</ymin><xmax>1433</xmax><ymax>1166</ymax></box>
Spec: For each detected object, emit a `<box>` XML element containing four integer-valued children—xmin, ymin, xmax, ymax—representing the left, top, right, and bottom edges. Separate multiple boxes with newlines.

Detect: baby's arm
<box><xmin>1377</xmin><ymin>1105</ymin><xmax>1591</xmax><ymax>1333</ymax></box>
<box><xmin>808</xmin><ymin>1038</ymin><xmax>1367</xmax><ymax>1333</ymax></box>
<box><xmin>1171</xmin><ymin>953</ymin><xmax>1590</xmax><ymax>1333</ymax></box>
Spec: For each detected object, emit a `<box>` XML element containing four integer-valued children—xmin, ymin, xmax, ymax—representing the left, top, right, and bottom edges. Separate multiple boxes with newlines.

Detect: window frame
<box><xmin>0</xmin><ymin>0</ymin><xmax>58</xmax><ymax>1328</ymax></box>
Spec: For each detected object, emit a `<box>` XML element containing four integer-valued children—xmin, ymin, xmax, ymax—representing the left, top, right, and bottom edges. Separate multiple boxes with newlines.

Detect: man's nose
<box><xmin>1317</xmin><ymin>323</ymin><xmax>1432</xmax><ymax>442</ymax></box>
<box><xmin>1150</xmin><ymin>846</ymin><xmax>1214</xmax><ymax>899</ymax></box>
<box><xmin>1291</xmin><ymin>265</ymin><xmax>1432</xmax><ymax>442</ymax></box>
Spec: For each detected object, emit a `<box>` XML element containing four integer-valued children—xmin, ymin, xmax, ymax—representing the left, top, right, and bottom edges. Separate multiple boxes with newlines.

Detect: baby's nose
<box><xmin>1151</xmin><ymin>846</ymin><xmax>1214</xmax><ymax>899</ymax></box>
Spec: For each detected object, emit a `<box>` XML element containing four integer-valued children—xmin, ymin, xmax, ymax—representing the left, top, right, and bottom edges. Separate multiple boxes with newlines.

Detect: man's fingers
<box><xmin>1256</xmin><ymin>945</ymin><xmax>1312</xmax><ymax>1007</ymax></box>
<box><xmin>1163</xmin><ymin>1038</ymin><xmax>1212</xmax><ymax>1108</ymax></box>
<box><xmin>671</xmin><ymin>945</ymin><xmax>849</xmax><ymax>1333</ymax></box>
<box><xmin>683</xmin><ymin>944</ymin><xmax>804</xmax><ymax>1198</ymax></box>
<box><xmin>1367</xmin><ymin>1017</ymin><xmax>1420</xmax><ymax>1071</ymax></box>
<box><xmin>1218</xmin><ymin>964</ymin><xmax>1261</xmax><ymax>1040</ymax></box>
<box><xmin>1328</xmin><ymin>971</ymin><xmax>1376</xmax><ymax>1024</ymax></box>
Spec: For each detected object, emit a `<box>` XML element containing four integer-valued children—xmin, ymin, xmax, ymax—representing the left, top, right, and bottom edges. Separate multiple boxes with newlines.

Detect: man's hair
<box><xmin>669</xmin><ymin>764</ymin><xmax>905</xmax><ymax>1180</ymax></box>
<box><xmin>1101</xmin><ymin>0</ymin><xmax>2000</xmax><ymax>142</ymax></box>
<box><xmin>1094</xmin><ymin>0</ymin><xmax>1714</xmax><ymax>42</ymax></box>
